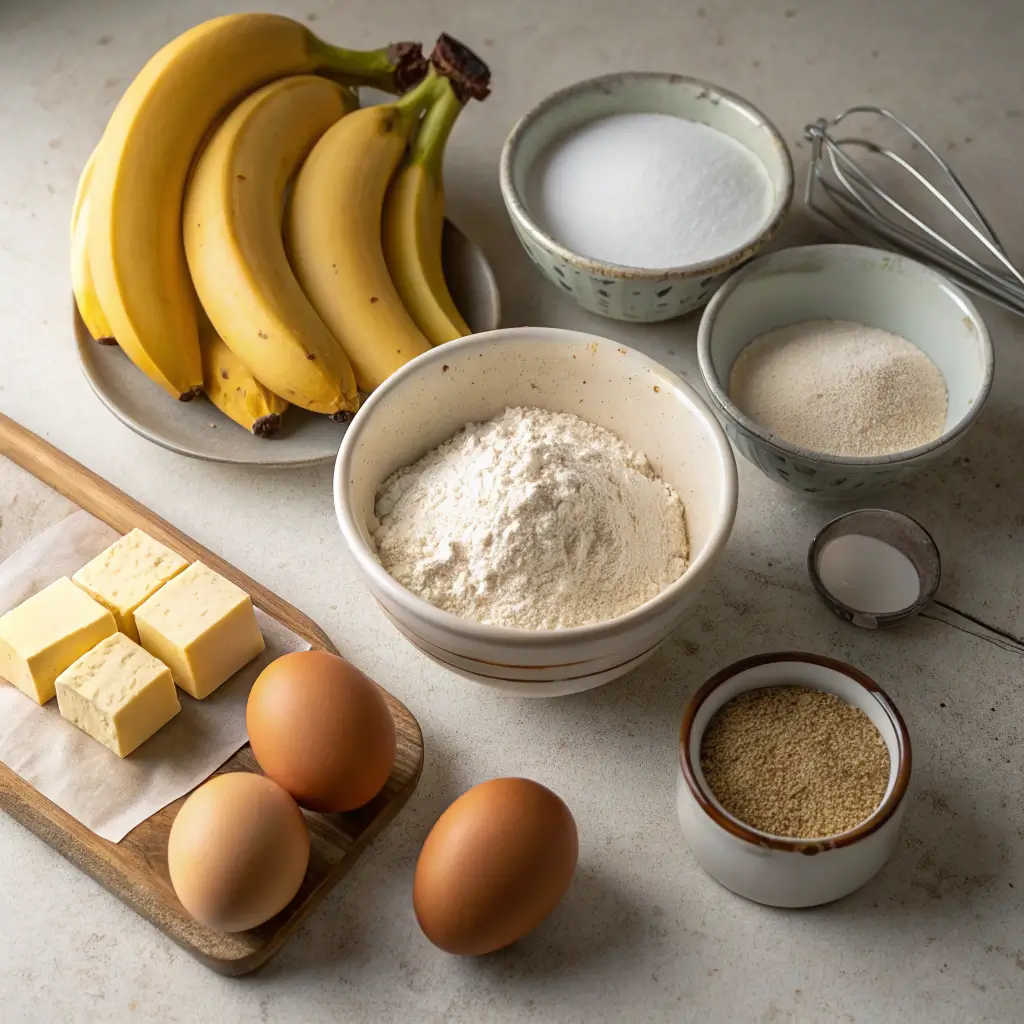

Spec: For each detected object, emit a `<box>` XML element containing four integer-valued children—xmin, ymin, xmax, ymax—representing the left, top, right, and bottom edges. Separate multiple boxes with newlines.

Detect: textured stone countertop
<box><xmin>1</xmin><ymin>1</ymin><xmax>1022</xmax><ymax>1021</ymax></box>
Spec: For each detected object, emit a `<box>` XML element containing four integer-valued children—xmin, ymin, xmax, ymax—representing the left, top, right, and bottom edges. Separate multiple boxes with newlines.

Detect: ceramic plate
<box><xmin>76</xmin><ymin>221</ymin><xmax>501</xmax><ymax>467</ymax></box>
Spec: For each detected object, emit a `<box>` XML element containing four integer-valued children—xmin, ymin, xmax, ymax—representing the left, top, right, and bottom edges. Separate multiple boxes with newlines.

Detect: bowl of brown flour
<box><xmin>677</xmin><ymin>651</ymin><xmax>912</xmax><ymax>907</ymax></box>
<box><xmin>697</xmin><ymin>243</ymin><xmax>993</xmax><ymax>499</ymax></box>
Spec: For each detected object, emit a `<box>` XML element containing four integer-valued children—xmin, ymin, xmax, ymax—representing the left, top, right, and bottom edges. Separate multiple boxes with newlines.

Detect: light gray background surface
<box><xmin>0</xmin><ymin>1</ymin><xmax>1022</xmax><ymax>1021</ymax></box>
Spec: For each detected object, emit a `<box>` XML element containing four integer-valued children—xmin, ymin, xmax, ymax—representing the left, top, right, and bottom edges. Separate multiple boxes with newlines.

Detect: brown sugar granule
<box><xmin>700</xmin><ymin>685</ymin><xmax>890</xmax><ymax>839</ymax></box>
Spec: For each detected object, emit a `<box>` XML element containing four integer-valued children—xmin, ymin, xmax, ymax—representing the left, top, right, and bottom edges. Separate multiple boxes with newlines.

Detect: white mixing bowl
<box><xmin>334</xmin><ymin>328</ymin><xmax>737</xmax><ymax>697</ymax></box>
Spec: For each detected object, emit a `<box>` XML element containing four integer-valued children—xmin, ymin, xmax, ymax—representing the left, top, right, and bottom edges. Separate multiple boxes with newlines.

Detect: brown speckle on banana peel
<box><xmin>179</xmin><ymin>386</ymin><xmax>203</xmax><ymax>402</ymax></box>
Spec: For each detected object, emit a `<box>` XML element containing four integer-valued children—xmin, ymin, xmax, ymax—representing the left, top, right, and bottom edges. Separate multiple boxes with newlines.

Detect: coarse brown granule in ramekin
<box><xmin>700</xmin><ymin>685</ymin><xmax>890</xmax><ymax>838</ymax></box>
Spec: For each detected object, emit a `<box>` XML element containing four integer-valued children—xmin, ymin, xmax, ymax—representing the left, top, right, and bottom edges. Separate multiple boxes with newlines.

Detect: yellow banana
<box><xmin>286</xmin><ymin>73</ymin><xmax>445</xmax><ymax>393</ymax></box>
<box><xmin>74</xmin><ymin>140</ymin><xmax>286</xmax><ymax>434</ymax></box>
<box><xmin>70</xmin><ymin>145</ymin><xmax>95</xmax><ymax>231</ymax></box>
<box><xmin>70</xmin><ymin>149</ymin><xmax>115</xmax><ymax>342</ymax></box>
<box><xmin>198</xmin><ymin>311</ymin><xmax>288</xmax><ymax>437</ymax></box>
<box><xmin>87</xmin><ymin>13</ymin><xmax>424</xmax><ymax>401</ymax></box>
<box><xmin>383</xmin><ymin>77</ymin><xmax>471</xmax><ymax>344</ymax></box>
<box><xmin>184</xmin><ymin>75</ymin><xmax>359</xmax><ymax>416</ymax></box>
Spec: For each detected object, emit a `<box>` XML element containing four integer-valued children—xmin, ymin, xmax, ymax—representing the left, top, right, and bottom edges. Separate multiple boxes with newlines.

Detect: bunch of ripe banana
<box><xmin>71</xmin><ymin>13</ymin><xmax>490</xmax><ymax>437</ymax></box>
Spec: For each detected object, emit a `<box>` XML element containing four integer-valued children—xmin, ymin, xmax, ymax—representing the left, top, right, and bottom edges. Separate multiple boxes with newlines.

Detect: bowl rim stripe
<box><xmin>376</xmin><ymin>598</ymin><xmax>664</xmax><ymax>679</ymax></box>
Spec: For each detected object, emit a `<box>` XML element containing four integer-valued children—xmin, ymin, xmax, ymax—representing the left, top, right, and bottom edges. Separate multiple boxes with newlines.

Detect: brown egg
<box><xmin>246</xmin><ymin>650</ymin><xmax>396</xmax><ymax>812</ymax></box>
<box><xmin>167</xmin><ymin>772</ymin><xmax>310</xmax><ymax>933</ymax></box>
<box><xmin>413</xmin><ymin>777</ymin><xmax>578</xmax><ymax>955</ymax></box>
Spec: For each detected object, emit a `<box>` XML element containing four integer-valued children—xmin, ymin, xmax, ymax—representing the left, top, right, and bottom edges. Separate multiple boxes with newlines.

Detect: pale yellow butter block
<box><xmin>55</xmin><ymin>632</ymin><xmax>181</xmax><ymax>757</ymax></box>
<box><xmin>0</xmin><ymin>577</ymin><xmax>117</xmax><ymax>704</ymax></box>
<box><xmin>72</xmin><ymin>528</ymin><xmax>189</xmax><ymax>643</ymax></box>
<box><xmin>134</xmin><ymin>562</ymin><xmax>264</xmax><ymax>700</ymax></box>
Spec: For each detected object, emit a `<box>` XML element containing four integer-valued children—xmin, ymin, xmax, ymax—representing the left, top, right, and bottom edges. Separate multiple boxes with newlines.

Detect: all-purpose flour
<box><xmin>526</xmin><ymin>112</ymin><xmax>773</xmax><ymax>269</ymax></box>
<box><xmin>371</xmin><ymin>407</ymin><xmax>689</xmax><ymax>630</ymax></box>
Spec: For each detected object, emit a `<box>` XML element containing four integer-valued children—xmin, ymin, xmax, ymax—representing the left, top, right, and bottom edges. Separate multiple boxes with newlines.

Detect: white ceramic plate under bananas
<box><xmin>76</xmin><ymin>221</ymin><xmax>501</xmax><ymax>467</ymax></box>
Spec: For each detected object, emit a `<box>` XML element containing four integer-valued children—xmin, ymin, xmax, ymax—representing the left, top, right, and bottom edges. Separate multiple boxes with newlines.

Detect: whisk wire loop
<box><xmin>805</xmin><ymin>106</ymin><xmax>1024</xmax><ymax>316</ymax></box>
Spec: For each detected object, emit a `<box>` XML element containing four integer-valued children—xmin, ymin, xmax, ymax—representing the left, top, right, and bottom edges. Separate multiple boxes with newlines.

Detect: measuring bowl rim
<box><xmin>807</xmin><ymin>508</ymin><xmax>942</xmax><ymax>626</ymax></box>
<box><xmin>696</xmin><ymin>243</ymin><xmax>995</xmax><ymax>466</ymax></box>
<box><xmin>498</xmin><ymin>70</ymin><xmax>794</xmax><ymax>280</ymax></box>
<box><xmin>678</xmin><ymin>651</ymin><xmax>912</xmax><ymax>853</ymax></box>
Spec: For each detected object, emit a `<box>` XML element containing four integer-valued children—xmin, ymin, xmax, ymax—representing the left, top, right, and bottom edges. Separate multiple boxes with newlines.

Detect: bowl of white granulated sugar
<box><xmin>697</xmin><ymin>243</ymin><xmax>993</xmax><ymax>499</ymax></box>
<box><xmin>499</xmin><ymin>72</ymin><xmax>792</xmax><ymax>323</ymax></box>
<box><xmin>334</xmin><ymin>327</ymin><xmax>738</xmax><ymax>697</ymax></box>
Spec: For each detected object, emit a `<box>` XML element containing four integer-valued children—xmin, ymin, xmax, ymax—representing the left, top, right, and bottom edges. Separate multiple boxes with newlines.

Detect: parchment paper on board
<box><xmin>0</xmin><ymin>509</ymin><xmax>310</xmax><ymax>842</ymax></box>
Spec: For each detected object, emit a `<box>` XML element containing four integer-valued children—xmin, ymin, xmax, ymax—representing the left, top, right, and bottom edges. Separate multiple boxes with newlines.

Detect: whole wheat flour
<box><xmin>728</xmin><ymin>318</ymin><xmax>948</xmax><ymax>457</ymax></box>
<box><xmin>371</xmin><ymin>407</ymin><xmax>689</xmax><ymax>630</ymax></box>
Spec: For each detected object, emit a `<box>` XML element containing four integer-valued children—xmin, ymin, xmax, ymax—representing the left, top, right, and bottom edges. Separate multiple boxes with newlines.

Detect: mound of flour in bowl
<box><xmin>370</xmin><ymin>406</ymin><xmax>689</xmax><ymax>630</ymax></box>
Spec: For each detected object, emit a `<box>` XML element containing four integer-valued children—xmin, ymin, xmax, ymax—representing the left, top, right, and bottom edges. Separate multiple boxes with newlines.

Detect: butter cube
<box><xmin>56</xmin><ymin>633</ymin><xmax>181</xmax><ymax>757</ymax></box>
<box><xmin>134</xmin><ymin>562</ymin><xmax>264</xmax><ymax>699</ymax></box>
<box><xmin>0</xmin><ymin>577</ymin><xmax>117</xmax><ymax>704</ymax></box>
<box><xmin>72</xmin><ymin>529</ymin><xmax>189</xmax><ymax>643</ymax></box>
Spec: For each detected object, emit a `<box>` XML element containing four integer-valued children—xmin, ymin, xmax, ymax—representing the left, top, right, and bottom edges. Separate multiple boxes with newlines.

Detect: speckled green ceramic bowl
<box><xmin>499</xmin><ymin>72</ymin><xmax>793</xmax><ymax>323</ymax></box>
<box><xmin>697</xmin><ymin>244</ymin><xmax>994</xmax><ymax>499</ymax></box>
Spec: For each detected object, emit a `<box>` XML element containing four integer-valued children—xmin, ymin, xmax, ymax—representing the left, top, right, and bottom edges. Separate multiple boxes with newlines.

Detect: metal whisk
<box><xmin>804</xmin><ymin>106</ymin><xmax>1024</xmax><ymax>317</ymax></box>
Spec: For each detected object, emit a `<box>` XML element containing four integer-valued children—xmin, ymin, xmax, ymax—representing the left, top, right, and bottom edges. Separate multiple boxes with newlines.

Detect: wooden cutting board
<box><xmin>0</xmin><ymin>412</ymin><xmax>424</xmax><ymax>975</ymax></box>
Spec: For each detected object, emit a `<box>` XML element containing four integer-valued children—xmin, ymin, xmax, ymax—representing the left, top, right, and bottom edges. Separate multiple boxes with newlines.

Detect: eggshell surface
<box><xmin>413</xmin><ymin>777</ymin><xmax>579</xmax><ymax>955</ymax></box>
<box><xmin>246</xmin><ymin>650</ymin><xmax>396</xmax><ymax>812</ymax></box>
<box><xmin>167</xmin><ymin>772</ymin><xmax>310</xmax><ymax>933</ymax></box>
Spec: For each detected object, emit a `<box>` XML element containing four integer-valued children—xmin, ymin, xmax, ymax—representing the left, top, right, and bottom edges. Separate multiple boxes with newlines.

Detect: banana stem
<box><xmin>312</xmin><ymin>40</ymin><xmax>426</xmax><ymax>94</ymax></box>
<box><xmin>408</xmin><ymin>79</ymin><xmax>464</xmax><ymax>183</ymax></box>
<box><xmin>391</xmin><ymin>68</ymin><xmax>449</xmax><ymax>127</ymax></box>
<box><xmin>429</xmin><ymin>34</ymin><xmax>491</xmax><ymax>102</ymax></box>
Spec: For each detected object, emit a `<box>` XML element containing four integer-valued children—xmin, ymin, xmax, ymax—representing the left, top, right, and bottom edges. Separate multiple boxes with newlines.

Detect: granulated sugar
<box><xmin>701</xmin><ymin>685</ymin><xmax>891</xmax><ymax>839</ymax></box>
<box><xmin>371</xmin><ymin>406</ymin><xmax>688</xmax><ymax>630</ymax></box>
<box><xmin>729</xmin><ymin>319</ymin><xmax>948</xmax><ymax>457</ymax></box>
<box><xmin>526</xmin><ymin>113</ymin><xmax>772</xmax><ymax>269</ymax></box>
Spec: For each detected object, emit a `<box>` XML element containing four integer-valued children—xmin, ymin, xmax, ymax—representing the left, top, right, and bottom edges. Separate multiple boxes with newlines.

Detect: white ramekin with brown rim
<box><xmin>677</xmin><ymin>652</ymin><xmax>912</xmax><ymax>907</ymax></box>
